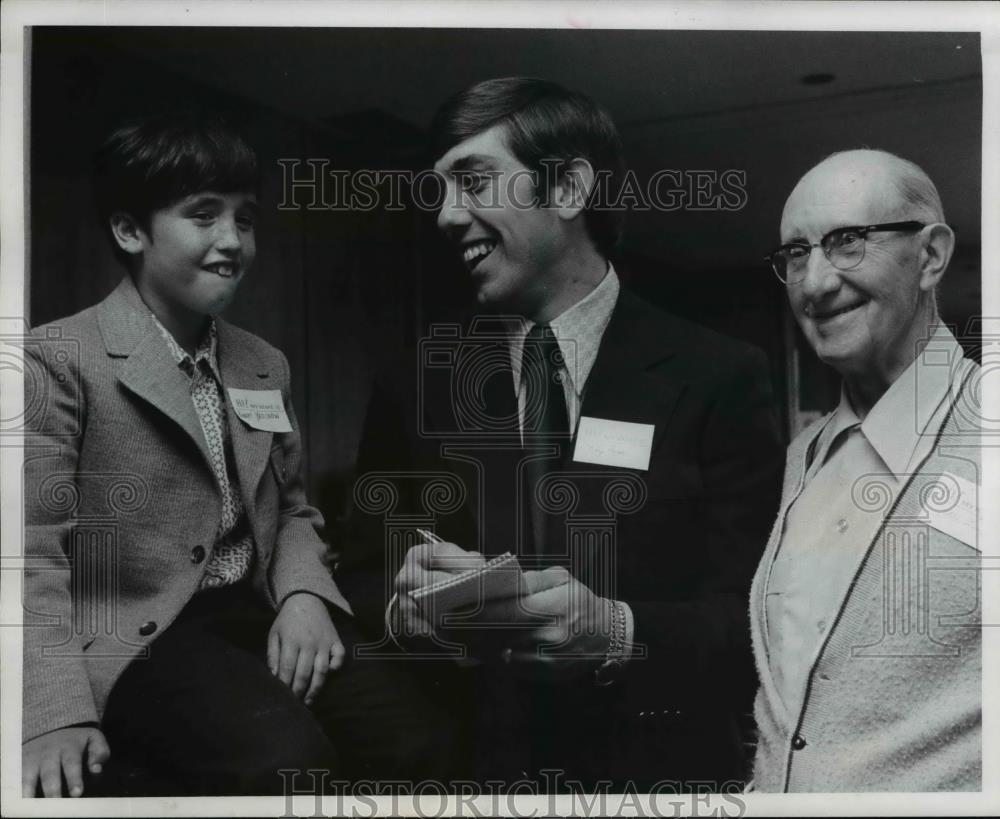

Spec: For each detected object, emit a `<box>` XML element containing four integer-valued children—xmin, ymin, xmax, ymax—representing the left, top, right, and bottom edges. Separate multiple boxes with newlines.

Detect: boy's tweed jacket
<box><xmin>23</xmin><ymin>276</ymin><xmax>350</xmax><ymax>742</ymax></box>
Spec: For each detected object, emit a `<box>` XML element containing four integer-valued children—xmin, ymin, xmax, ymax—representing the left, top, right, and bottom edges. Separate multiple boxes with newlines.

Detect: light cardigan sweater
<box><xmin>750</xmin><ymin>357</ymin><xmax>981</xmax><ymax>792</ymax></box>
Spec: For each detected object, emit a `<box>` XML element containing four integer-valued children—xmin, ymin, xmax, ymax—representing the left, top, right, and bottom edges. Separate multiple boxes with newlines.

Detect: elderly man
<box><xmin>751</xmin><ymin>149</ymin><xmax>982</xmax><ymax>791</ymax></box>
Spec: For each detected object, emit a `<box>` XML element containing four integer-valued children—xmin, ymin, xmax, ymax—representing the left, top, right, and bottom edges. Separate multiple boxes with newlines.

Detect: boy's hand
<box><xmin>22</xmin><ymin>726</ymin><xmax>110</xmax><ymax>798</ymax></box>
<box><xmin>268</xmin><ymin>592</ymin><xmax>345</xmax><ymax>706</ymax></box>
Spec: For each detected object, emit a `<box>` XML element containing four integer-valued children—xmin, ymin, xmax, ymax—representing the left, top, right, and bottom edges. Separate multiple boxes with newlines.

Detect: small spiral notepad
<box><xmin>409</xmin><ymin>552</ymin><xmax>523</xmax><ymax>617</ymax></box>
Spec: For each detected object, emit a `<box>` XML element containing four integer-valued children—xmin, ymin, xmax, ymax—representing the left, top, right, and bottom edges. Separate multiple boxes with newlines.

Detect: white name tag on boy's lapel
<box><xmin>573</xmin><ymin>416</ymin><xmax>654</xmax><ymax>471</ymax></box>
<box><xmin>226</xmin><ymin>388</ymin><xmax>293</xmax><ymax>433</ymax></box>
<box><xmin>924</xmin><ymin>471</ymin><xmax>980</xmax><ymax>549</ymax></box>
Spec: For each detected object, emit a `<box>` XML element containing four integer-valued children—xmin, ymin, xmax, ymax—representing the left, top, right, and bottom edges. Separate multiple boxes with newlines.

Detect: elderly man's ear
<box><xmin>918</xmin><ymin>223</ymin><xmax>956</xmax><ymax>292</ymax></box>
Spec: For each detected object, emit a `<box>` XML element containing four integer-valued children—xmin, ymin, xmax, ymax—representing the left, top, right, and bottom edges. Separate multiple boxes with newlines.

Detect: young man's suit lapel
<box><xmin>576</xmin><ymin>289</ymin><xmax>683</xmax><ymax>458</ymax></box>
<box><xmin>537</xmin><ymin>289</ymin><xmax>686</xmax><ymax>566</ymax></box>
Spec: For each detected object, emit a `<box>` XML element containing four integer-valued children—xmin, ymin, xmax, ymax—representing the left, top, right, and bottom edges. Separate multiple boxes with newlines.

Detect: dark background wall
<box><xmin>29</xmin><ymin>27</ymin><xmax>983</xmax><ymax>532</ymax></box>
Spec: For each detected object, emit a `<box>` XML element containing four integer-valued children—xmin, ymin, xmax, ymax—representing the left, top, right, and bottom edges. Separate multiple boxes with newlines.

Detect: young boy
<box><xmin>22</xmin><ymin>112</ymin><xmax>440</xmax><ymax>797</ymax></box>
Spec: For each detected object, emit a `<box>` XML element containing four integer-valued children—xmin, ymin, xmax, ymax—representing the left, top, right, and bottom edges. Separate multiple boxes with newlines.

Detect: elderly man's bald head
<box><xmin>782</xmin><ymin>149</ymin><xmax>944</xmax><ymax>233</ymax></box>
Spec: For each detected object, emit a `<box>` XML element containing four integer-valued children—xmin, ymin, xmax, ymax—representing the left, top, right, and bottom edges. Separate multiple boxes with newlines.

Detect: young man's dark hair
<box><xmin>429</xmin><ymin>77</ymin><xmax>625</xmax><ymax>257</ymax></box>
<box><xmin>93</xmin><ymin>110</ymin><xmax>259</xmax><ymax>266</ymax></box>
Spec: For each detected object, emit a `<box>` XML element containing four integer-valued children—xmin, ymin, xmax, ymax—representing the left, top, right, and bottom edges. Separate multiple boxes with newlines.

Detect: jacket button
<box><xmin>190</xmin><ymin>545</ymin><xmax>206</xmax><ymax>563</ymax></box>
<box><xmin>792</xmin><ymin>734</ymin><xmax>807</xmax><ymax>750</ymax></box>
<box><xmin>139</xmin><ymin>621</ymin><xmax>158</xmax><ymax>637</ymax></box>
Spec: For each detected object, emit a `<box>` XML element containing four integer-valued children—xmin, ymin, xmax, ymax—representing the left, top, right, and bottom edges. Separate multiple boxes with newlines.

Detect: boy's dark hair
<box><xmin>94</xmin><ymin>111</ymin><xmax>260</xmax><ymax>266</ymax></box>
<box><xmin>429</xmin><ymin>77</ymin><xmax>626</xmax><ymax>256</ymax></box>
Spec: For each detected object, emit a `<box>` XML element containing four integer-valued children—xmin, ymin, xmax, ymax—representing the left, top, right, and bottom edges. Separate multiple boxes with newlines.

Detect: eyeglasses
<box><xmin>766</xmin><ymin>220</ymin><xmax>926</xmax><ymax>285</ymax></box>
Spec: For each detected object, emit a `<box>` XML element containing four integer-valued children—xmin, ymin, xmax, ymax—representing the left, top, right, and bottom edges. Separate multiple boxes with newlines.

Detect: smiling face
<box><xmin>131</xmin><ymin>190</ymin><xmax>258</xmax><ymax>330</ymax></box>
<box><xmin>781</xmin><ymin>155</ymin><xmax>934</xmax><ymax>385</ymax></box>
<box><xmin>433</xmin><ymin>124</ymin><xmax>567</xmax><ymax>317</ymax></box>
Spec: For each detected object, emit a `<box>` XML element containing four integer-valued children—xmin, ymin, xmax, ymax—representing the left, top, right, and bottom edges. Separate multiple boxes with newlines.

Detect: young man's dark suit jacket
<box><xmin>341</xmin><ymin>287</ymin><xmax>785</xmax><ymax>788</ymax></box>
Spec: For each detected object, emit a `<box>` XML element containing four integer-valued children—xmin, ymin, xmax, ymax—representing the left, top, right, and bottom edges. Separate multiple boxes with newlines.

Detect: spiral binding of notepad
<box><xmin>408</xmin><ymin>552</ymin><xmax>523</xmax><ymax>615</ymax></box>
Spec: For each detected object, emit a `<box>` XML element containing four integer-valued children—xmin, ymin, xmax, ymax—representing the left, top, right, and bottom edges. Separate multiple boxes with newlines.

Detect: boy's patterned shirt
<box><xmin>152</xmin><ymin>315</ymin><xmax>255</xmax><ymax>589</ymax></box>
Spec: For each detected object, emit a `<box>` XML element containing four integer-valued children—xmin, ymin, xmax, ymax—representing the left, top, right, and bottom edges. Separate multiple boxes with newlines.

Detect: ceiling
<box><xmin>109</xmin><ymin>28</ymin><xmax>979</xmax><ymax>132</ymax></box>
<box><xmin>38</xmin><ymin>26</ymin><xmax>984</xmax><ymax>315</ymax></box>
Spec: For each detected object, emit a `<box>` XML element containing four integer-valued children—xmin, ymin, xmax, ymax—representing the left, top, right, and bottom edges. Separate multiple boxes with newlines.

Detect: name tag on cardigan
<box><xmin>573</xmin><ymin>416</ymin><xmax>654</xmax><ymax>471</ymax></box>
<box><xmin>226</xmin><ymin>388</ymin><xmax>293</xmax><ymax>433</ymax></box>
<box><xmin>925</xmin><ymin>472</ymin><xmax>979</xmax><ymax>549</ymax></box>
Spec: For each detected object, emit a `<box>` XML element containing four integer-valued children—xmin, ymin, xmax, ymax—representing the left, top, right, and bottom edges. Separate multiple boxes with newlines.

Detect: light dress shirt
<box><xmin>766</xmin><ymin>325</ymin><xmax>967</xmax><ymax>707</ymax></box>
<box><xmin>505</xmin><ymin>266</ymin><xmax>633</xmax><ymax>656</ymax></box>
<box><xmin>507</xmin><ymin>265</ymin><xmax>620</xmax><ymax>434</ymax></box>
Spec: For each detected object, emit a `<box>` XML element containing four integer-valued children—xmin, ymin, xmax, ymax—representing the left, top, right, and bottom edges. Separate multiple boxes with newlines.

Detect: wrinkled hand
<box><xmin>485</xmin><ymin>567</ymin><xmax>613</xmax><ymax>681</ymax></box>
<box><xmin>268</xmin><ymin>592</ymin><xmax>344</xmax><ymax>706</ymax></box>
<box><xmin>391</xmin><ymin>541</ymin><xmax>486</xmax><ymax>640</ymax></box>
<box><xmin>22</xmin><ymin>725</ymin><xmax>110</xmax><ymax>798</ymax></box>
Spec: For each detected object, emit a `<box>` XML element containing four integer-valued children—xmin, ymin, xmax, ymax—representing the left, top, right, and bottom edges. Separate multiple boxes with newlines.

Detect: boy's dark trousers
<box><xmin>90</xmin><ymin>582</ymin><xmax>455</xmax><ymax>796</ymax></box>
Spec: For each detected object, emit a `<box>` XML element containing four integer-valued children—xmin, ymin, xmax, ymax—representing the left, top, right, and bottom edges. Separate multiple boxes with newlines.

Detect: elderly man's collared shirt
<box><xmin>765</xmin><ymin>325</ymin><xmax>967</xmax><ymax>708</ymax></box>
<box><xmin>151</xmin><ymin>315</ymin><xmax>256</xmax><ymax>590</ymax></box>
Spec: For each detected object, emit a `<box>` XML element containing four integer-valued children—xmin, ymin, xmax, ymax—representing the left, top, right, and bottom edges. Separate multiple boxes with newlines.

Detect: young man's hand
<box><xmin>392</xmin><ymin>541</ymin><xmax>485</xmax><ymax>639</ymax></box>
<box><xmin>22</xmin><ymin>725</ymin><xmax>110</xmax><ymax>797</ymax></box>
<box><xmin>493</xmin><ymin>567</ymin><xmax>614</xmax><ymax>681</ymax></box>
<box><xmin>268</xmin><ymin>592</ymin><xmax>345</xmax><ymax>706</ymax></box>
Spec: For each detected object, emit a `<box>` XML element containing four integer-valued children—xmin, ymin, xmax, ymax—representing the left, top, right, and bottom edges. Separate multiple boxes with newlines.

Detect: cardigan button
<box><xmin>190</xmin><ymin>545</ymin><xmax>206</xmax><ymax>564</ymax></box>
<box><xmin>792</xmin><ymin>734</ymin><xmax>807</xmax><ymax>751</ymax></box>
<box><xmin>139</xmin><ymin>621</ymin><xmax>158</xmax><ymax>637</ymax></box>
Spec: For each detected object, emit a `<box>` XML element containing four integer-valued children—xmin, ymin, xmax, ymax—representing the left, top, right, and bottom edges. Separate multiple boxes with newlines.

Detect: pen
<box><xmin>416</xmin><ymin>528</ymin><xmax>443</xmax><ymax>544</ymax></box>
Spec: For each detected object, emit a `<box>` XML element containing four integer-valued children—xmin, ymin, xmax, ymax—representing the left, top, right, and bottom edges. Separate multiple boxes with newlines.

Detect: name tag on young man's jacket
<box><xmin>573</xmin><ymin>416</ymin><xmax>654</xmax><ymax>471</ymax></box>
<box><xmin>227</xmin><ymin>388</ymin><xmax>293</xmax><ymax>433</ymax></box>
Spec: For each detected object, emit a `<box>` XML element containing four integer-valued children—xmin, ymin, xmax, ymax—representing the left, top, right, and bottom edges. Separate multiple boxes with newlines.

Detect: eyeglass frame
<box><xmin>765</xmin><ymin>220</ymin><xmax>927</xmax><ymax>285</ymax></box>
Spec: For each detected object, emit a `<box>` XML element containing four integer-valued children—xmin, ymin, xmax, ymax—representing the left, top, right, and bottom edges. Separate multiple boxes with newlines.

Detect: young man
<box><xmin>22</xmin><ymin>112</ymin><xmax>438</xmax><ymax>797</ymax></box>
<box><xmin>342</xmin><ymin>78</ymin><xmax>785</xmax><ymax>789</ymax></box>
